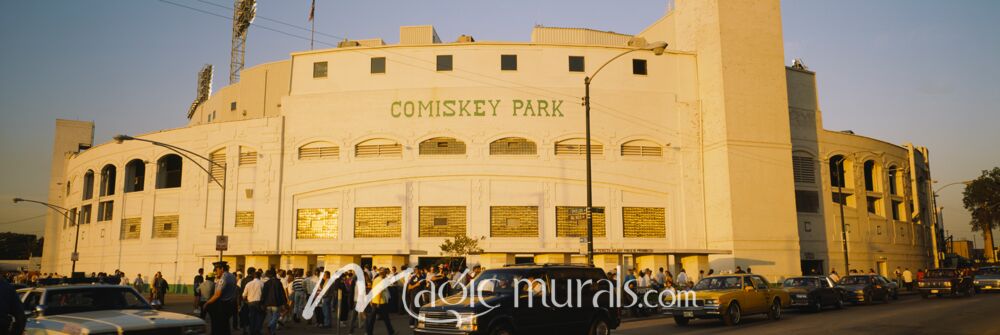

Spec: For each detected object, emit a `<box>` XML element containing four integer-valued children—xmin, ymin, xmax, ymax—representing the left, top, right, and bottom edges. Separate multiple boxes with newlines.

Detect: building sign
<box><xmin>391</xmin><ymin>99</ymin><xmax>565</xmax><ymax>118</ymax></box>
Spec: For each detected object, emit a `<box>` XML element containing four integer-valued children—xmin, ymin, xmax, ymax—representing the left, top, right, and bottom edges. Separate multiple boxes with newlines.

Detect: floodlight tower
<box><xmin>229</xmin><ymin>0</ymin><xmax>256</xmax><ymax>84</ymax></box>
<box><xmin>187</xmin><ymin>64</ymin><xmax>214</xmax><ymax>119</ymax></box>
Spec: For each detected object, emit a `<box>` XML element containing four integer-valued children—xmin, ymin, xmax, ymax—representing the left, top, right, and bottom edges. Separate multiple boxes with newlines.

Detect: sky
<box><xmin>1</xmin><ymin>0</ymin><xmax>998</xmax><ymax>248</ymax></box>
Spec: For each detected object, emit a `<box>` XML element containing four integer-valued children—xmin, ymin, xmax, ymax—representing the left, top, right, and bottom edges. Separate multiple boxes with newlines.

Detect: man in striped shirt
<box><xmin>291</xmin><ymin>270</ymin><xmax>307</xmax><ymax>322</ymax></box>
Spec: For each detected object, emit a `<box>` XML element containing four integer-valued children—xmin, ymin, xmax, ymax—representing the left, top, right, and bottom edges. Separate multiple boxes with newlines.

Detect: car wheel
<box><xmin>723</xmin><ymin>302</ymin><xmax>742</xmax><ymax>326</ymax></box>
<box><xmin>834</xmin><ymin>297</ymin><xmax>844</xmax><ymax>309</ymax></box>
<box><xmin>489</xmin><ymin>323</ymin><xmax>513</xmax><ymax>335</ymax></box>
<box><xmin>768</xmin><ymin>299</ymin><xmax>782</xmax><ymax>320</ymax></box>
<box><xmin>811</xmin><ymin>299</ymin><xmax>823</xmax><ymax>313</ymax></box>
<box><xmin>673</xmin><ymin>315</ymin><xmax>690</xmax><ymax>326</ymax></box>
<box><xmin>892</xmin><ymin>290</ymin><xmax>899</xmax><ymax>300</ymax></box>
<box><xmin>587</xmin><ymin>317</ymin><xmax>610</xmax><ymax>335</ymax></box>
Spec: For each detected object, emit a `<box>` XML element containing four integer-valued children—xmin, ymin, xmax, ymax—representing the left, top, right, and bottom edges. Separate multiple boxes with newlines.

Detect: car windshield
<box><xmin>44</xmin><ymin>286</ymin><xmax>150</xmax><ymax>315</ymax></box>
<box><xmin>470</xmin><ymin>269</ymin><xmax>526</xmax><ymax>295</ymax></box>
<box><xmin>783</xmin><ymin>278</ymin><xmax>819</xmax><ymax>288</ymax></box>
<box><xmin>976</xmin><ymin>267</ymin><xmax>1000</xmax><ymax>276</ymax></box>
<box><xmin>926</xmin><ymin>269</ymin><xmax>956</xmax><ymax>278</ymax></box>
<box><xmin>839</xmin><ymin>276</ymin><xmax>871</xmax><ymax>285</ymax></box>
<box><xmin>693</xmin><ymin>276</ymin><xmax>742</xmax><ymax>290</ymax></box>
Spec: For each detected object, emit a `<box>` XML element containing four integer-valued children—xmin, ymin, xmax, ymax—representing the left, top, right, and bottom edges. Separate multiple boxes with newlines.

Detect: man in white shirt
<box><xmin>676</xmin><ymin>269</ymin><xmax>689</xmax><ymax>289</ymax></box>
<box><xmin>241</xmin><ymin>272</ymin><xmax>264</xmax><ymax>335</ymax></box>
<box><xmin>902</xmin><ymin>268</ymin><xmax>914</xmax><ymax>291</ymax></box>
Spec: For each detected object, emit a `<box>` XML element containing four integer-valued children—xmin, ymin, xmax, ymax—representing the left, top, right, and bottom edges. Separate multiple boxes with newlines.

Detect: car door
<box><xmin>821</xmin><ymin>278</ymin><xmax>837</xmax><ymax>305</ymax></box>
<box><xmin>740</xmin><ymin>276</ymin><xmax>763</xmax><ymax>314</ymax></box>
<box><xmin>513</xmin><ymin>269</ymin><xmax>552</xmax><ymax>335</ymax></box>
<box><xmin>751</xmin><ymin>276</ymin><xmax>774</xmax><ymax>311</ymax></box>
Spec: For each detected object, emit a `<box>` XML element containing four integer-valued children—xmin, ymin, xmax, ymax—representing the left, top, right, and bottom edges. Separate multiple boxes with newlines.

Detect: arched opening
<box><xmin>209</xmin><ymin>148</ymin><xmax>226</xmax><ymax>184</ymax></box>
<box><xmin>489</xmin><ymin>137</ymin><xmax>537</xmax><ymax>155</ymax></box>
<box><xmin>863</xmin><ymin>160</ymin><xmax>881</xmax><ymax>192</ymax></box>
<box><xmin>99</xmin><ymin>164</ymin><xmax>117</xmax><ymax>197</ymax></box>
<box><xmin>829</xmin><ymin>155</ymin><xmax>854</xmax><ymax>208</ymax></box>
<box><xmin>156</xmin><ymin>154</ymin><xmax>183</xmax><ymax>189</ymax></box>
<box><xmin>554</xmin><ymin>138</ymin><xmax>603</xmax><ymax>156</ymax></box>
<box><xmin>355</xmin><ymin>138</ymin><xmax>402</xmax><ymax>158</ymax></box>
<box><xmin>621</xmin><ymin>139</ymin><xmax>663</xmax><ymax>157</ymax></box>
<box><xmin>82</xmin><ymin>170</ymin><xmax>95</xmax><ymax>200</ymax></box>
<box><xmin>124</xmin><ymin>159</ymin><xmax>145</xmax><ymax>193</ymax></box>
<box><xmin>298</xmin><ymin>141</ymin><xmax>339</xmax><ymax>160</ymax></box>
<box><xmin>887</xmin><ymin>166</ymin><xmax>901</xmax><ymax>196</ymax></box>
<box><xmin>419</xmin><ymin>137</ymin><xmax>466</xmax><ymax>155</ymax></box>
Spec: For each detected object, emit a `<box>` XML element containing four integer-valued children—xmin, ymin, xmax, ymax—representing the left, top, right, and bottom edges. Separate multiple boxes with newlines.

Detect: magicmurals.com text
<box><xmin>301</xmin><ymin>264</ymin><xmax>699</xmax><ymax>325</ymax></box>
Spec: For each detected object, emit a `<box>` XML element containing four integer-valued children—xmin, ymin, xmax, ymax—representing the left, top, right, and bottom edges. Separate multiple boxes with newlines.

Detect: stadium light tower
<box><xmin>229</xmin><ymin>0</ymin><xmax>256</xmax><ymax>84</ymax></box>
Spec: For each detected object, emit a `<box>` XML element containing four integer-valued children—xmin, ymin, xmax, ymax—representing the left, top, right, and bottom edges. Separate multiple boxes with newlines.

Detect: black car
<box><xmin>415</xmin><ymin>264</ymin><xmax>621</xmax><ymax>335</ymax></box>
<box><xmin>838</xmin><ymin>274</ymin><xmax>897</xmax><ymax>305</ymax></box>
<box><xmin>782</xmin><ymin>276</ymin><xmax>844</xmax><ymax>312</ymax></box>
<box><xmin>973</xmin><ymin>266</ymin><xmax>1000</xmax><ymax>293</ymax></box>
<box><xmin>918</xmin><ymin>268</ymin><xmax>975</xmax><ymax>298</ymax></box>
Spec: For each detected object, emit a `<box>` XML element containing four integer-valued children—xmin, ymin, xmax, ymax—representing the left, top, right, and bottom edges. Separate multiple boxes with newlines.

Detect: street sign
<box><xmin>216</xmin><ymin>235</ymin><xmax>229</xmax><ymax>251</ymax></box>
<box><xmin>568</xmin><ymin>208</ymin><xmax>587</xmax><ymax>215</ymax></box>
<box><xmin>568</xmin><ymin>214</ymin><xmax>587</xmax><ymax>221</ymax></box>
<box><xmin>70</xmin><ymin>252</ymin><xmax>79</xmax><ymax>261</ymax></box>
<box><xmin>579</xmin><ymin>238</ymin><xmax>589</xmax><ymax>255</ymax></box>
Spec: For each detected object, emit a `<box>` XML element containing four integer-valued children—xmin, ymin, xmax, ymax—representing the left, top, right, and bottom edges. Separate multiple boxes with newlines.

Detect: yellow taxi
<box><xmin>663</xmin><ymin>274</ymin><xmax>790</xmax><ymax>326</ymax></box>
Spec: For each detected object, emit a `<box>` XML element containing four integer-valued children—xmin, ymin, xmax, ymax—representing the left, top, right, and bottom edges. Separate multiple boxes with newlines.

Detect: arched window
<box><xmin>555</xmin><ymin>138</ymin><xmax>603</xmax><ymax>156</ymax></box>
<box><xmin>792</xmin><ymin>155</ymin><xmax>816</xmax><ymax>184</ymax></box>
<box><xmin>490</xmin><ymin>137</ymin><xmax>537</xmax><ymax>155</ymax></box>
<box><xmin>124</xmin><ymin>159</ymin><xmax>145</xmax><ymax>193</ymax></box>
<box><xmin>887</xmin><ymin>166</ymin><xmax>901</xmax><ymax>196</ymax></box>
<box><xmin>863</xmin><ymin>160</ymin><xmax>881</xmax><ymax>192</ymax></box>
<box><xmin>355</xmin><ymin>138</ymin><xmax>402</xmax><ymax>158</ymax></box>
<box><xmin>829</xmin><ymin>155</ymin><xmax>851</xmax><ymax>188</ymax></box>
<box><xmin>82</xmin><ymin>170</ymin><xmax>95</xmax><ymax>200</ymax></box>
<box><xmin>239</xmin><ymin>146</ymin><xmax>257</xmax><ymax>165</ymax></box>
<box><xmin>298</xmin><ymin>141</ymin><xmax>339</xmax><ymax>160</ymax></box>
<box><xmin>99</xmin><ymin>164</ymin><xmax>116</xmax><ymax>197</ymax></box>
<box><xmin>419</xmin><ymin>137</ymin><xmax>466</xmax><ymax>155</ymax></box>
<box><xmin>621</xmin><ymin>139</ymin><xmax>662</xmax><ymax>157</ymax></box>
<box><xmin>156</xmin><ymin>154</ymin><xmax>183</xmax><ymax>189</ymax></box>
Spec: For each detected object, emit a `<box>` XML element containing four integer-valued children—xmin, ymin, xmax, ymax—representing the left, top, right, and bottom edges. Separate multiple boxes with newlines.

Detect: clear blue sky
<box><xmin>1</xmin><ymin>0</ymin><xmax>998</xmax><ymax>248</ymax></box>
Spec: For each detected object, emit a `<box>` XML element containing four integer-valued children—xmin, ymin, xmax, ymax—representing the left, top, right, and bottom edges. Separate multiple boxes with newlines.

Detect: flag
<box><xmin>308</xmin><ymin>0</ymin><xmax>315</xmax><ymax>21</ymax></box>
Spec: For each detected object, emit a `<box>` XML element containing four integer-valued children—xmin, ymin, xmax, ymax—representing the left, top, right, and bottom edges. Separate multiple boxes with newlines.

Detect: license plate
<box><xmin>683</xmin><ymin>311</ymin><xmax>694</xmax><ymax>318</ymax></box>
<box><xmin>930</xmin><ymin>290</ymin><xmax>938</xmax><ymax>294</ymax></box>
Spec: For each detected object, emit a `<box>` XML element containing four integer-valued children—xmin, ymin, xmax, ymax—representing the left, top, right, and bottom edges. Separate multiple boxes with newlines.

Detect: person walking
<box><xmin>829</xmin><ymin>269</ymin><xmax>841</xmax><ymax>284</ymax></box>
<box><xmin>676</xmin><ymin>269</ymin><xmax>689</xmax><ymax>289</ymax></box>
<box><xmin>133</xmin><ymin>273</ymin><xmax>145</xmax><ymax>293</ymax></box>
<box><xmin>242</xmin><ymin>271</ymin><xmax>264</xmax><ymax>335</ymax></box>
<box><xmin>365</xmin><ymin>268</ymin><xmax>396</xmax><ymax>335</ymax></box>
<box><xmin>152</xmin><ymin>272</ymin><xmax>169</xmax><ymax>309</ymax></box>
<box><xmin>239</xmin><ymin>267</ymin><xmax>257</xmax><ymax>333</ymax></box>
<box><xmin>261</xmin><ymin>269</ymin><xmax>287</xmax><ymax>335</ymax></box>
<box><xmin>339</xmin><ymin>271</ymin><xmax>360</xmax><ymax>333</ymax></box>
<box><xmin>204</xmin><ymin>261</ymin><xmax>238</xmax><ymax>335</ymax></box>
<box><xmin>317</xmin><ymin>271</ymin><xmax>336</xmax><ymax>329</ymax></box>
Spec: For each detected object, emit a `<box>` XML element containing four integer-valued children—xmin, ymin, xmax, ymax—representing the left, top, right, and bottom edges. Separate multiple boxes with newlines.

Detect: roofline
<box><xmin>290</xmin><ymin>41</ymin><xmax>695</xmax><ymax>57</ymax></box>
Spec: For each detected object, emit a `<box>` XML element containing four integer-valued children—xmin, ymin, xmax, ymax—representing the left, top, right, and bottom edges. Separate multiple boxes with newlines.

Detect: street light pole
<box><xmin>834</xmin><ymin>158</ymin><xmax>850</xmax><ymax>273</ymax></box>
<box><xmin>13</xmin><ymin>198</ymin><xmax>79</xmax><ymax>273</ymax></box>
<box><xmin>931</xmin><ymin>180</ymin><xmax>973</xmax><ymax>268</ymax></box>
<box><xmin>583</xmin><ymin>41</ymin><xmax>667</xmax><ymax>265</ymax></box>
<box><xmin>114</xmin><ymin>135</ymin><xmax>227</xmax><ymax>262</ymax></box>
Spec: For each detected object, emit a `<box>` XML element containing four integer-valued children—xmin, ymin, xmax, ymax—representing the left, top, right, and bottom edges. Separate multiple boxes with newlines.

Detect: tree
<box><xmin>962</xmin><ymin>167</ymin><xmax>1000</xmax><ymax>263</ymax></box>
<box><xmin>439</xmin><ymin>234</ymin><xmax>484</xmax><ymax>269</ymax></box>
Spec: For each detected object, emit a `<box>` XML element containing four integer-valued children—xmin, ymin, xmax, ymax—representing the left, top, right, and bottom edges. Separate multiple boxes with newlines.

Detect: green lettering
<box><xmin>512</xmin><ymin>99</ymin><xmax>524</xmax><ymax>116</ymax></box>
<box><xmin>391</xmin><ymin>101</ymin><xmax>401</xmax><ymax>118</ymax></box>
<box><xmin>443</xmin><ymin>100</ymin><xmax>456</xmax><ymax>116</ymax></box>
<box><xmin>459</xmin><ymin>100</ymin><xmax>472</xmax><ymax>116</ymax></box>
<box><xmin>418</xmin><ymin>101</ymin><xmax>434</xmax><ymax>117</ymax></box>
<box><xmin>552</xmin><ymin>100</ymin><xmax>563</xmax><ymax>117</ymax></box>
<box><xmin>538</xmin><ymin>100</ymin><xmax>549</xmax><ymax>116</ymax></box>
<box><xmin>524</xmin><ymin>100</ymin><xmax>535</xmax><ymax>116</ymax></box>
<box><xmin>473</xmin><ymin>100</ymin><xmax>486</xmax><ymax>116</ymax></box>
<box><xmin>488</xmin><ymin>100</ymin><xmax>500</xmax><ymax>116</ymax></box>
<box><xmin>403</xmin><ymin>101</ymin><xmax>415</xmax><ymax>117</ymax></box>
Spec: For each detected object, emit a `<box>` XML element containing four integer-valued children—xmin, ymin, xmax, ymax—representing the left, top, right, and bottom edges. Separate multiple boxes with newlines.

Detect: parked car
<box><xmin>415</xmin><ymin>264</ymin><xmax>621</xmax><ymax>335</ymax></box>
<box><xmin>781</xmin><ymin>276</ymin><xmax>845</xmax><ymax>312</ymax></box>
<box><xmin>18</xmin><ymin>284</ymin><xmax>206</xmax><ymax>335</ymax></box>
<box><xmin>664</xmin><ymin>274</ymin><xmax>790</xmax><ymax>326</ymax></box>
<box><xmin>973</xmin><ymin>266</ymin><xmax>1000</xmax><ymax>293</ymax></box>
<box><xmin>918</xmin><ymin>268</ymin><xmax>975</xmax><ymax>298</ymax></box>
<box><xmin>838</xmin><ymin>274</ymin><xmax>897</xmax><ymax>305</ymax></box>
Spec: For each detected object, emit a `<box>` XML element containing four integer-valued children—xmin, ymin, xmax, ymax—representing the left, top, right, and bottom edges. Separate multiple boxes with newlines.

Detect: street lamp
<box><xmin>113</xmin><ymin>134</ymin><xmax>228</xmax><ymax>261</ymax></box>
<box><xmin>931</xmin><ymin>180</ymin><xmax>973</xmax><ymax>267</ymax></box>
<box><xmin>583</xmin><ymin>41</ymin><xmax>668</xmax><ymax>265</ymax></box>
<box><xmin>13</xmin><ymin>197</ymin><xmax>79</xmax><ymax>273</ymax></box>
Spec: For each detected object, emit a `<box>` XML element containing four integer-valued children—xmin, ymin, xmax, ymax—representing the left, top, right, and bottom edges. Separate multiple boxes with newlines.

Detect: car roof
<box><xmin>21</xmin><ymin>284</ymin><xmax>131</xmax><ymax>291</ymax></box>
<box><xmin>786</xmin><ymin>275</ymin><xmax>827</xmax><ymax>279</ymax></box>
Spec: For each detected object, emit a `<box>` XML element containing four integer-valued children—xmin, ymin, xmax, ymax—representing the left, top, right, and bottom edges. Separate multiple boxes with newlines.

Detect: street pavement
<box><xmin>160</xmin><ymin>292</ymin><xmax>1000</xmax><ymax>335</ymax></box>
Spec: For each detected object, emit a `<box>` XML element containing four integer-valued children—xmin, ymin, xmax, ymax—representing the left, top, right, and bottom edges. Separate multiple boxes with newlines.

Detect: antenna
<box><xmin>187</xmin><ymin>64</ymin><xmax>214</xmax><ymax>119</ymax></box>
<box><xmin>230</xmin><ymin>0</ymin><xmax>257</xmax><ymax>84</ymax></box>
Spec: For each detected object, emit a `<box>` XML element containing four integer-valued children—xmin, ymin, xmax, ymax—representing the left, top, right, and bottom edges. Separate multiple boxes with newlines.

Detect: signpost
<box><xmin>216</xmin><ymin>235</ymin><xmax>229</xmax><ymax>251</ymax></box>
<box><xmin>70</xmin><ymin>252</ymin><xmax>79</xmax><ymax>262</ymax></box>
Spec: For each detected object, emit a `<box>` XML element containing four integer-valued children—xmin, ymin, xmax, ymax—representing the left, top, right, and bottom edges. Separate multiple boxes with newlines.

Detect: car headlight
<box><xmin>182</xmin><ymin>325</ymin><xmax>206</xmax><ymax>335</ymax></box>
<box><xmin>855</xmin><ymin>290</ymin><xmax>864</xmax><ymax>294</ymax></box>
<box><xmin>456</xmin><ymin>312</ymin><xmax>478</xmax><ymax>332</ymax></box>
<box><xmin>703</xmin><ymin>299</ymin><xmax>718</xmax><ymax>305</ymax></box>
<box><xmin>918</xmin><ymin>282</ymin><xmax>926</xmax><ymax>287</ymax></box>
<box><xmin>944</xmin><ymin>282</ymin><xmax>952</xmax><ymax>287</ymax></box>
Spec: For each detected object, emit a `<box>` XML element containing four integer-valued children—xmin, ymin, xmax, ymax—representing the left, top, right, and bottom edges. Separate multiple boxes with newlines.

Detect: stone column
<box><xmin>635</xmin><ymin>254</ymin><xmax>669</xmax><ymax>273</ymax></box>
<box><xmin>280</xmin><ymin>255</ymin><xmax>317</xmax><ymax>272</ymax></box>
<box><xmin>477</xmin><ymin>253</ymin><xmax>514</xmax><ymax>270</ymax></box>
<box><xmin>372</xmin><ymin>255</ymin><xmax>407</xmax><ymax>270</ymax></box>
<box><xmin>680</xmin><ymin>254</ymin><xmax>710</xmax><ymax>281</ymax></box>
<box><xmin>592</xmin><ymin>254</ymin><xmax>623</xmax><ymax>274</ymax></box>
<box><xmin>533</xmin><ymin>253</ymin><xmax>569</xmax><ymax>265</ymax></box>
<box><xmin>245</xmin><ymin>255</ymin><xmax>279</xmax><ymax>271</ymax></box>
<box><xmin>322</xmin><ymin>255</ymin><xmax>361</xmax><ymax>271</ymax></box>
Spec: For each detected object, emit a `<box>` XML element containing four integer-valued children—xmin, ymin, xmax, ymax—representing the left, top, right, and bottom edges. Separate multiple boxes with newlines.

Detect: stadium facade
<box><xmin>40</xmin><ymin>0</ymin><xmax>938</xmax><ymax>283</ymax></box>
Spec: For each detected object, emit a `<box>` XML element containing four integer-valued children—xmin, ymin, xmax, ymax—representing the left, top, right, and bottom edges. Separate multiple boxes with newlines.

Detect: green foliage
<box><xmin>439</xmin><ymin>234</ymin><xmax>484</xmax><ymax>258</ymax></box>
<box><xmin>0</xmin><ymin>233</ymin><xmax>42</xmax><ymax>260</ymax></box>
<box><xmin>962</xmin><ymin>167</ymin><xmax>1000</xmax><ymax>232</ymax></box>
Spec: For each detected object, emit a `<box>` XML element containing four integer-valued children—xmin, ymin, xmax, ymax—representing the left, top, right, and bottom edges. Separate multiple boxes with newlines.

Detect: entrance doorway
<box><xmin>515</xmin><ymin>257</ymin><xmax>534</xmax><ymax>264</ymax></box>
<box><xmin>800</xmin><ymin>260</ymin><xmax>824</xmax><ymax>276</ymax></box>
